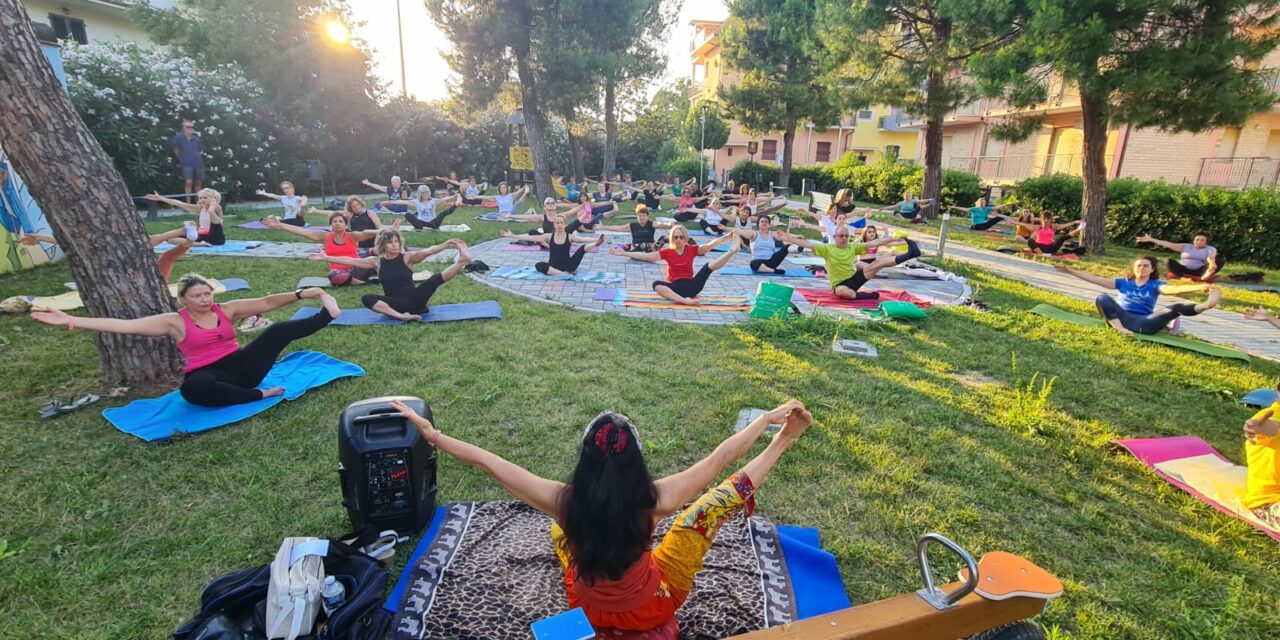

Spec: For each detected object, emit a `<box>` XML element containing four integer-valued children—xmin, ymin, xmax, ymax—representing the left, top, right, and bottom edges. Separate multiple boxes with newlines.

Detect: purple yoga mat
<box><xmin>1115</xmin><ymin>436</ymin><xmax>1280</xmax><ymax>542</ymax></box>
<box><xmin>593</xmin><ymin>288</ymin><xmax>616</xmax><ymax>301</ymax></box>
<box><xmin>504</xmin><ymin>244</ymin><xmax>547</xmax><ymax>251</ymax></box>
<box><xmin>237</xmin><ymin>220</ymin><xmax>331</xmax><ymax>231</ymax></box>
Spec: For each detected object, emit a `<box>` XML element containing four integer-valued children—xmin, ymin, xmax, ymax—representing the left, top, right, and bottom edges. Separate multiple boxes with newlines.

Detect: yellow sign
<box><xmin>509</xmin><ymin>146</ymin><xmax>533</xmax><ymax>171</ymax></box>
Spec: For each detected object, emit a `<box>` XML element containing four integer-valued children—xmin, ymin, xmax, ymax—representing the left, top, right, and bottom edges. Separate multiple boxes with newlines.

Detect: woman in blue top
<box><xmin>881</xmin><ymin>191</ymin><xmax>930</xmax><ymax>224</ymax></box>
<box><xmin>949</xmin><ymin>196</ymin><xmax>1012</xmax><ymax>232</ymax></box>
<box><xmin>1054</xmin><ymin>256</ymin><xmax>1221</xmax><ymax>335</ymax></box>
<box><xmin>726</xmin><ymin>214</ymin><xmax>789</xmax><ymax>274</ymax></box>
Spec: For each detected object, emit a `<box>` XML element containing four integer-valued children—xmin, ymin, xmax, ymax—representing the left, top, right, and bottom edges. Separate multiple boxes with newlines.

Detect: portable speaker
<box><xmin>338</xmin><ymin>396</ymin><xmax>438</xmax><ymax>533</ymax></box>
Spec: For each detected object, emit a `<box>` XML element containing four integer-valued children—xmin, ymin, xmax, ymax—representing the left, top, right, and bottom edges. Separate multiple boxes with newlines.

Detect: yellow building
<box><xmin>19</xmin><ymin>0</ymin><xmax>167</xmax><ymax>46</ymax></box>
<box><xmin>911</xmin><ymin>49</ymin><xmax>1280</xmax><ymax>190</ymax></box>
<box><xmin>689</xmin><ymin>19</ymin><xmax>920</xmax><ymax>184</ymax></box>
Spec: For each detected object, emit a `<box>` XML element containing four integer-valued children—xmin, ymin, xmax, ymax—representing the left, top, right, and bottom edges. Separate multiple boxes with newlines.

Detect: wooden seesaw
<box><xmin>726</xmin><ymin>533</ymin><xmax>1063</xmax><ymax>640</ymax></box>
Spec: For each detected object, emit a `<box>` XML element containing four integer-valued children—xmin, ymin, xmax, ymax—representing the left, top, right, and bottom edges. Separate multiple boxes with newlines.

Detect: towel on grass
<box><xmin>386</xmin><ymin>501</ymin><xmax>801</xmax><ymax>640</ymax></box>
<box><xmin>289</xmin><ymin>302</ymin><xmax>501</xmax><ymax>325</ymax></box>
<box><xmin>1029</xmin><ymin>303</ymin><xmax>1250</xmax><ymax>362</ymax></box>
<box><xmin>489</xmin><ymin>266</ymin><xmax>623</xmax><ymax>284</ymax></box>
<box><xmin>102</xmin><ymin>351</ymin><xmax>363</xmax><ymax>442</ymax></box>
<box><xmin>616</xmin><ymin>290</ymin><xmax>752</xmax><ymax>310</ymax></box>
<box><xmin>1115</xmin><ymin>436</ymin><xmax>1279</xmax><ymax>542</ymax></box>
<box><xmin>796</xmin><ymin>287</ymin><xmax>932</xmax><ymax>309</ymax></box>
<box><xmin>1242</xmin><ymin>388</ymin><xmax>1279</xmax><ymax>408</ymax></box>
<box><xmin>28</xmin><ymin>277</ymin><xmax>246</xmax><ymax>312</ymax></box>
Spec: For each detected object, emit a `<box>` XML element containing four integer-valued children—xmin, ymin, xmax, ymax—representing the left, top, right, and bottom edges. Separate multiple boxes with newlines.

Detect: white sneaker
<box><xmin>183</xmin><ymin>221</ymin><xmax>198</xmax><ymax>241</ymax></box>
<box><xmin>1169</xmin><ymin>317</ymin><xmax>1182</xmax><ymax>335</ymax></box>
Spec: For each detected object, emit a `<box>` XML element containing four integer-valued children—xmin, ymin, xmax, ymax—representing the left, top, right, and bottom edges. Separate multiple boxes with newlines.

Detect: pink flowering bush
<box><xmin>64</xmin><ymin>41</ymin><xmax>279</xmax><ymax>197</ymax></box>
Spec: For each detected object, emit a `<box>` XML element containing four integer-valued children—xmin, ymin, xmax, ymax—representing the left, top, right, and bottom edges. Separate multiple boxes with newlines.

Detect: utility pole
<box><xmin>699</xmin><ymin>105</ymin><xmax>707</xmax><ymax>189</ymax></box>
<box><xmin>396</xmin><ymin>0</ymin><xmax>407</xmax><ymax>98</ymax></box>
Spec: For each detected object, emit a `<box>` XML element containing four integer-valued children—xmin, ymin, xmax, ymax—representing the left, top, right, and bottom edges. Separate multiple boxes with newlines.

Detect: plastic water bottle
<box><xmin>321</xmin><ymin>575</ymin><xmax>346</xmax><ymax>617</ymax></box>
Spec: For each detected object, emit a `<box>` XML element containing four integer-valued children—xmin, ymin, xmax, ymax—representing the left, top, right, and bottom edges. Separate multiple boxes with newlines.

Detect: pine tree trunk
<box><xmin>1079</xmin><ymin>87</ymin><xmax>1109</xmax><ymax>254</ymax></box>
<box><xmin>513</xmin><ymin>43</ymin><xmax>555</xmax><ymax>200</ymax></box>
<box><xmin>0</xmin><ymin>1</ymin><xmax>183</xmax><ymax>386</ymax></box>
<box><xmin>779</xmin><ymin>126</ymin><xmax>795</xmax><ymax>192</ymax></box>
<box><xmin>602</xmin><ymin>77</ymin><xmax>617</xmax><ymax>178</ymax></box>
<box><xmin>921</xmin><ymin>69</ymin><xmax>945</xmax><ymax>215</ymax></box>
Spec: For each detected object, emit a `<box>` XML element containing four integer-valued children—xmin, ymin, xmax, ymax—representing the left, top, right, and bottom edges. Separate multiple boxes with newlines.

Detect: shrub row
<box><xmin>726</xmin><ymin>155</ymin><xmax>983</xmax><ymax>208</ymax></box>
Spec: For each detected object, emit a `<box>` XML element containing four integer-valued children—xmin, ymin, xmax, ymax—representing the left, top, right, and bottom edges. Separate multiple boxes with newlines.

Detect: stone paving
<box><xmin>462</xmin><ymin>234</ymin><xmax>971</xmax><ymax>326</ymax></box>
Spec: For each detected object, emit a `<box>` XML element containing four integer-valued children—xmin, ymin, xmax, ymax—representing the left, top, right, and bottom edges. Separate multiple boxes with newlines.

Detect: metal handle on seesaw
<box><xmin>915</xmin><ymin>532</ymin><xmax>979</xmax><ymax>610</ymax></box>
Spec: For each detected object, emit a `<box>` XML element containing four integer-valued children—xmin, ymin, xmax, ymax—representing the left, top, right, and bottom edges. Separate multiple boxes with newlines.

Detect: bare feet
<box><xmin>675</xmin><ymin>296</ymin><xmax>699</xmax><ymax>305</ymax></box>
<box><xmin>1107</xmin><ymin>318</ymin><xmax>1134</xmax><ymax>335</ymax></box>
<box><xmin>1196</xmin><ymin>287</ymin><xmax>1222</xmax><ymax>313</ymax></box>
<box><xmin>593</xmin><ymin>234</ymin><xmax>607</xmax><ymax>248</ymax></box>
<box><xmin>404</xmin><ymin>313</ymin><xmax>422</xmax><ymax>322</ymax></box>
<box><xmin>261</xmin><ymin>387</ymin><xmax>286</xmax><ymax>399</ymax></box>
<box><xmin>320</xmin><ymin>293</ymin><xmax>341</xmax><ymax>318</ymax></box>
<box><xmin>299</xmin><ymin>287</ymin><xmax>324</xmax><ymax>300</ymax></box>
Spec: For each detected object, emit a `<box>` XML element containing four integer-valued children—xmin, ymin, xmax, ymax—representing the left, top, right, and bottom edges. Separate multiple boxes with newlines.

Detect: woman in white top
<box><xmin>691</xmin><ymin>197</ymin><xmax>729</xmax><ymax>234</ymax></box>
<box><xmin>379</xmin><ymin>186</ymin><xmax>464</xmax><ymax>230</ymax></box>
<box><xmin>255</xmin><ymin>181</ymin><xmax>309</xmax><ymax>227</ymax></box>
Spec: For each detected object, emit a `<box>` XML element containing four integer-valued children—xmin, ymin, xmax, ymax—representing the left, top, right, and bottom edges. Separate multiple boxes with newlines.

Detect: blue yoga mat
<box><xmin>102</xmin><ymin>351</ymin><xmax>363</xmax><ymax>442</ymax></box>
<box><xmin>721</xmin><ymin>266</ymin><xmax>817</xmax><ymax>278</ymax></box>
<box><xmin>490</xmin><ymin>266</ymin><xmax>625</xmax><ymax>284</ymax></box>
<box><xmin>382</xmin><ymin>515</ymin><xmax>849</xmax><ymax>618</ymax></box>
<box><xmin>290</xmin><ymin>301</ymin><xmax>502</xmax><ymax>325</ymax></box>
<box><xmin>1242</xmin><ymin>388</ymin><xmax>1279</xmax><ymax>408</ymax></box>
<box><xmin>185</xmin><ymin>241</ymin><xmax>264</xmax><ymax>253</ymax></box>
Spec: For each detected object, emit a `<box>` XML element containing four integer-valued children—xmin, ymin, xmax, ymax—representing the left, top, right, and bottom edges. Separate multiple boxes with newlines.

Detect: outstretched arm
<box><xmin>255</xmin><ymin>189</ymin><xmax>283</xmax><ymax>201</ymax></box>
<box><xmin>654</xmin><ymin>400</ymin><xmax>809</xmax><ymax>517</ymax></box>
<box><xmin>407</xmin><ymin>238</ymin><xmax>464</xmax><ymax>266</ymax></box>
<box><xmin>145</xmin><ymin>192</ymin><xmax>201</xmax><ymax>214</ymax></box>
<box><xmin>777</xmin><ymin>231</ymin><xmax>816</xmax><ymax>251</ymax></box>
<box><xmin>608</xmin><ymin>246</ymin><xmax>662</xmax><ymax>262</ymax></box>
<box><xmin>362</xmin><ymin>178</ymin><xmax>387</xmax><ymax>192</ymax></box>
<box><xmin>262</xmin><ymin>217</ymin><xmax>326</xmax><ymax>242</ymax></box>
<box><xmin>310</xmin><ymin>253</ymin><xmax>378</xmax><ymax>269</ymax></box>
<box><xmin>1052</xmin><ymin>264</ymin><xmax>1117</xmax><ymax>289</ymax></box>
<box><xmin>695</xmin><ymin>231</ymin><xmax>735</xmax><ymax>255</ymax></box>
<box><xmin>221</xmin><ymin>290</ymin><xmax>320</xmax><ymax>322</ymax></box>
<box><xmin>31</xmin><ymin>308</ymin><xmax>180</xmax><ymax>339</ymax></box>
<box><xmin>1136</xmin><ymin>234</ymin><xmax>1182</xmax><ymax>252</ymax></box>
<box><xmin>392</xmin><ymin>401</ymin><xmax>565</xmax><ymax>517</ymax></box>
<box><xmin>20</xmin><ymin>233</ymin><xmax>58</xmax><ymax>246</ymax></box>
<box><xmin>513</xmin><ymin>186</ymin><xmax>530</xmax><ymax>205</ymax></box>
<box><xmin>500</xmin><ymin>229</ymin><xmax>552</xmax><ymax>242</ymax></box>
<box><xmin>1245</xmin><ymin>308</ymin><xmax>1280</xmax><ymax>329</ymax></box>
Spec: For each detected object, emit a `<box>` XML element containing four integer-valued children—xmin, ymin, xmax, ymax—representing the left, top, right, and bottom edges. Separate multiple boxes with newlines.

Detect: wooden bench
<box><xmin>133</xmin><ymin>193</ymin><xmax>196</xmax><ymax>219</ymax></box>
<box><xmin>726</xmin><ymin>535</ymin><xmax>1062</xmax><ymax>640</ymax></box>
<box><xmin>808</xmin><ymin>190</ymin><xmax>833</xmax><ymax>214</ymax></box>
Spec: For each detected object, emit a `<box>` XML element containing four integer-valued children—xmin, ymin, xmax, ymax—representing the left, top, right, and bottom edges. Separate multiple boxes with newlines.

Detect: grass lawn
<box><xmin>886</xmin><ymin>210</ymin><xmax>1280</xmax><ymax>316</ymax></box>
<box><xmin>1</xmin><ymin>201</ymin><xmax>1279</xmax><ymax>639</ymax></box>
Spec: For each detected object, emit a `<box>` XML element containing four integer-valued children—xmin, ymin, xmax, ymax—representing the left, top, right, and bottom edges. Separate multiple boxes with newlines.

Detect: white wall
<box><xmin>21</xmin><ymin>0</ymin><xmax>156</xmax><ymax>46</ymax></box>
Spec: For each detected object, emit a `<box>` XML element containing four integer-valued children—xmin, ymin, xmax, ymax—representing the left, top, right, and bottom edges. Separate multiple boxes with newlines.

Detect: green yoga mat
<box><xmin>1030</xmin><ymin>304</ymin><xmax>1251</xmax><ymax>362</ymax></box>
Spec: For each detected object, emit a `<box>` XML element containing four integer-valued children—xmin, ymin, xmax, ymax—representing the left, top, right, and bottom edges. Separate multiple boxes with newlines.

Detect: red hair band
<box><xmin>594</xmin><ymin>423</ymin><xmax>627</xmax><ymax>454</ymax></box>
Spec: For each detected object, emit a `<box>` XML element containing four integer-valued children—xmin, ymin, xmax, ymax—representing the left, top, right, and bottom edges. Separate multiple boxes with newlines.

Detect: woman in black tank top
<box><xmin>593</xmin><ymin>205</ymin><xmax>672</xmax><ymax>252</ymax></box>
<box><xmin>500</xmin><ymin>214</ymin><xmax>606</xmax><ymax>275</ymax></box>
<box><xmin>314</xmin><ymin>229</ymin><xmax>472</xmax><ymax>322</ymax></box>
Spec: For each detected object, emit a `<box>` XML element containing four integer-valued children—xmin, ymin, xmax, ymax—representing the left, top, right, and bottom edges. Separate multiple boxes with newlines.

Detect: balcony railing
<box><xmin>1196</xmin><ymin>156</ymin><xmax>1280</xmax><ymax>189</ymax></box>
<box><xmin>943</xmin><ymin>153</ymin><xmax>1092</xmax><ymax>182</ymax></box>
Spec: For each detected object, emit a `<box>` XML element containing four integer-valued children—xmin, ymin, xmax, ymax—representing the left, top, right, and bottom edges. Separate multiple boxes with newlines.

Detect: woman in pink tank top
<box><xmin>31</xmin><ymin>274</ymin><xmax>342</xmax><ymax>407</ymax></box>
<box><xmin>1026</xmin><ymin>213</ymin><xmax>1084</xmax><ymax>255</ymax></box>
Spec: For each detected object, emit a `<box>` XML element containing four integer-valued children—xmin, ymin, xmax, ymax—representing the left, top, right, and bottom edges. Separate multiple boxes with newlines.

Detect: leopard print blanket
<box><xmin>391</xmin><ymin>501</ymin><xmax>797</xmax><ymax>639</ymax></box>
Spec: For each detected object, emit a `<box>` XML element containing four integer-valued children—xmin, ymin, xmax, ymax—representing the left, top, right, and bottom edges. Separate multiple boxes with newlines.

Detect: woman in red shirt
<box><xmin>609</xmin><ymin>225</ymin><xmax>738</xmax><ymax>304</ymax></box>
<box><xmin>263</xmin><ymin>211</ymin><xmax>383</xmax><ymax>285</ymax></box>
<box><xmin>388</xmin><ymin>399</ymin><xmax>814</xmax><ymax>638</ymax></box>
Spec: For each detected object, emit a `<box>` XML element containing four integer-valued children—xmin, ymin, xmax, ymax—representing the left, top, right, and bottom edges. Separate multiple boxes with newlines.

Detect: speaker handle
<box><xmin>353</xmin><ymin>411</ymin><xmax>408</xmax><ymax>439</ymax></box>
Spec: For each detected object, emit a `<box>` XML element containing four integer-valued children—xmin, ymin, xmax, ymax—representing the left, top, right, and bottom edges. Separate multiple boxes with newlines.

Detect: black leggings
<box><xmin>833</xmin><ymin>240</ymin><xmax>921</xmax><ymax>299</ymax></box>
<box><xmin>179</xmin><ymin>308</ymin><xmax>336</xmax><ymax>407</ymax></box>
<box><xmin>699</xmin><ymin>220</ymin><xmax>725</xmax><ymax>234</ymax></box>
<box><xmin>361</xmin><ymin>273</ymin><xmax>445</xmax><ymax>314</ymax></box>
<box><xmin>1168</xmin><ymin>257</ymin><xmax>1223</xmax><ymax>278</ymax></box>
<box><xmin>969</xmin><ymin>218</ymin><xmax>1001</xmax><ymax>231</ymax></box>
<box><xmin>750</xmin><ymin>247</ymin><xmax>789</xmax><ymax>272</ymax></box>
<box><xmin>282</xmin><ymin>216</ymin><xmax>306</xmax><ymax>227</ymax></box>
<box><xmin>1095</xmin><ymin>294</ymin><xmax>1202</xmax><ymax>335</ymax></box>
<box><xmin>654</xmin><ymin>265</ymin><xmax>714</xmax><ymax>298</ymax></box>
<box><xmin>673</xmin><ymin>211</ymin><xmax>699</xmax><ymax>222</ymax></box>
<box><xmin>461</xmin><ymin>196</ymin><xmax>483</xmax><ymax>206</ymax></box>
<box><xmin>536</xmin><ymin>246</ymin><xmax>587</xmax><ymax>274</ymax></box>
<box><xmin>406</xmin><ymin>205</ymin><xmax>458</xmax><ymax>230</ymax></box>
<box><xmin>1028</xmin><ymin>235</ymin><xmax>1069</xmax><ymax>254</ymax></box>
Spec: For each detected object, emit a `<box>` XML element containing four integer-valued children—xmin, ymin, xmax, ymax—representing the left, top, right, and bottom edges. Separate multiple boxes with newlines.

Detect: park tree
<box><xmin>683</xmin><ymin>101</ymin><xmax>731</xmax><ymax>180</ymax></box>
<box><xmin>971</xmin><ymin>0</ymin><xmax>1280</xmax><ymax>253</ymax></box>
<box><xmin>538</xmin><ymin>21</ymin><xmax>600</xmax><ymax>182</ymax></box>
<box><xmin>0</xmin><ymin>3</ymin><xmax>182</xmax><ymax>385</ymax></box>
<box><xmin>428</xmin><ymin>0</ymin><xmax>561</xmax><ymax>199</ymax></box>
<box><xmin>619</xmin><ymin>79</ymin><xmax>691</xmax><ymax>178</ymax></box>
<box><xmin>720</xmin><ymin>0</ymin><xmax>843</xmax><ymax>190</ymax></box>
<box><xmin>818</xmin><ymin>0</ymin><xmax>1028</xmax><ymax>214</ymax></box>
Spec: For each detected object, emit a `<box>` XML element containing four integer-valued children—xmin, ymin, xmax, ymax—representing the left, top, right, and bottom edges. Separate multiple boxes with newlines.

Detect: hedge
<box><xmin>1010</xmin><ymin>174</ymin><xmax>1143</xmax><ymax>218</ymax></box>
<box><xmin>1106</xmin><ymin>182</ymin><xmax>1280</xmax><ymax>268</ymax></box>
<box><xmin>727</xmin><ymin>156</ymin><xmax>981</xmax><ymax>208</ymax></box>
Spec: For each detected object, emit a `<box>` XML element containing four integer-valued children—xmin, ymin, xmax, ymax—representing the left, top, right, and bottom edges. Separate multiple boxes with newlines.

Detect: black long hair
<box><xmin>557</xmin><ymin>412</ymin><xmax>657</xmax><ymax>584</ymax></box>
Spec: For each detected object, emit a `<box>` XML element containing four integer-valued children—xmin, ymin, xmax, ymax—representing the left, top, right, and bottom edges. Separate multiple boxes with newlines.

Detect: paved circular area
<box><xmin>464</xmin><ymin>234</ymin><xmax>971</xmax><ymax>325</ymax></box>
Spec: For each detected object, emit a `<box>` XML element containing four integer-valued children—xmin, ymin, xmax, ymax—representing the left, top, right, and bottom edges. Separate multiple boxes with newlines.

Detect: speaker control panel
<box><xmin>365</xmin><ymin>448</ymin><xmax>411</xmax><ymax>515</ymax></box>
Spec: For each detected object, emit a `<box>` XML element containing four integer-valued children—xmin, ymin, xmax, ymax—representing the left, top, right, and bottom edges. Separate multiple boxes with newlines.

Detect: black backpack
<box><xmin>173</xmin><ymin>538</ymin><xmax>390</xmax><ymax>640</ymax></box>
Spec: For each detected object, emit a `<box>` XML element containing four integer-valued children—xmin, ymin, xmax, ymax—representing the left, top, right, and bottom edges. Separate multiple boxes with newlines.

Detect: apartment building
<box><xmin>689</xmin><ymin>19</ymin><xmax>920</xmax><ymax>179</ymax></box>
<box><xmin>910</xmin><ymin>49</ymin><xmax>1280</xmax><ymax>190</ymax></box>
<box><xmin>20</xmin><ymin>0</ymin><xmax>171</xmax><ymax>46</ymax></box>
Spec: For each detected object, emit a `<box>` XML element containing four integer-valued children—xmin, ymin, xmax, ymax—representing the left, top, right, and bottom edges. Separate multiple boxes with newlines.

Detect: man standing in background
<box><xmin>171</xmin><ymin>120</ymin><xmax>204</xmax><ymax>202</ymax></box>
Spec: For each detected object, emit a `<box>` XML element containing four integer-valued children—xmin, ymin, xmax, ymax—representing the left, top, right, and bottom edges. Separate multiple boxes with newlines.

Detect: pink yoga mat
<box><xmin>795</xmin><ymin>288</ymin><xmax>932</xmax><ymax>310</ymax></box>
<box><xmin>1115</xmin><ymin>436</ymin><xmax>1280</xmax><ymax>542</ymax></box>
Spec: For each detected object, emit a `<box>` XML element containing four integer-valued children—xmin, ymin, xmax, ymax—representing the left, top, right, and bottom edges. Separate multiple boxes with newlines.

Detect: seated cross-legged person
<box><xmin>500</xmin><ymin>215</ymin><xmax>607</xmax><ymax>275</ymax></box>
<box><xmin>610</xmin><ymin>227</ymin><xmax>738</xmax><ymax>305</ymax></box>
<box><xmin>386</xmin><ymin>398</ymin><xmax>814</xmax><ymax>638</ymax></box>
<box><xmin>263</xmin><ymin>212</ymin><xmax>381</xmax><ymax>285</ymax></box>
<box><xmin>315</xmin><ymin>230</ymin><xmax>471</xmax><ymax>322</ymax></box>
<box><xmin>1137</xmin><ymin>232</ymin><xmax>1225</xmax><ymax>282</ymax></box>
<box><xmin>781</xmin><ymin>226</ymin><xmax>918</xmax><ymax>300</ymax></box>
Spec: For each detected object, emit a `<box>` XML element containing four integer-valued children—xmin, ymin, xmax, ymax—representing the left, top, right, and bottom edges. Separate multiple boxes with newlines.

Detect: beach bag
<box><xmin>749</xmin><ymin>281</ymin><xmax>798</xmax><ymax>319</ymax></box>
<box><xmin>266</xmin><ymin>538</ymin><xmax>326</xmax><ymax>640</ymax></box>
<box><xmin>173</xmin><ymin>536</ymin><xmax>392</xmax><ymax>640</ymax></box>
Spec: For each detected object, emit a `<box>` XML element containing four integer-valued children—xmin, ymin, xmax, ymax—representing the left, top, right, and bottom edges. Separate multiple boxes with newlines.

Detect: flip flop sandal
<box><xmin>39</xmin><ymin>400</ymin><xmax>65</xmax><ymax>419</ymax></box>
<box><xmin>59</xmin><ymin>394</ymin><xmax>100</xmax><ymax>414</ymax></box>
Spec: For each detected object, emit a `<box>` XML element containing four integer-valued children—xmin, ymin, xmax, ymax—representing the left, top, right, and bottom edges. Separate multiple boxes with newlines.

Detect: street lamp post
<box><xmin>396</xmin><ymin>0</ymin><xmax>407</xmax><ymax>98</ymax></box>
<box><xmin>699</xmin><ymin>105</ymin><xmax>707</xmax><ymax>189</ymax></box>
